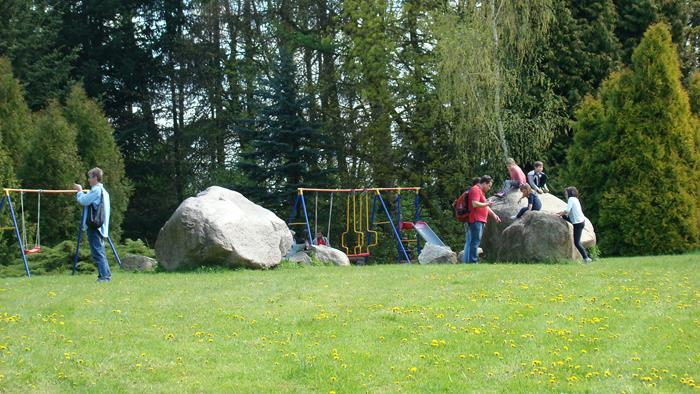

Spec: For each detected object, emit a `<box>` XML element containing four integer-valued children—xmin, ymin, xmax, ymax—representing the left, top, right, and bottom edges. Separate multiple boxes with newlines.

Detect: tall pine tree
<box><xmin>64</xmin><ymin>85</ymin><xmax>132</xmax><ymax>241</ymax></box>
<box><xmin>568</xmin><ymin>23</ymin><xmax>700</xmax><ymax>255</ymax></box>
<box><xmin>239</xmin><ymin>45</ymin><xmax>329</xmax><ymax>211</ymax></box>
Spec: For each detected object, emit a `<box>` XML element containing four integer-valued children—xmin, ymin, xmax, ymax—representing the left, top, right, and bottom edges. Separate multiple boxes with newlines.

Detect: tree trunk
<box><xmin>490</xmin><ymin>0</ymin><xmax>509</xmax><ymax>162</ymax></box>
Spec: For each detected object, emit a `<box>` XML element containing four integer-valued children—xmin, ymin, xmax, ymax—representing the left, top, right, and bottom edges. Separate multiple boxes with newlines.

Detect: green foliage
<box><xmin>0</xmin><ymin>57</ymin><xmax>33</xmax><ymax>177</ymax></box>
<box><xmin>239</xmin><ymin>46</ymin><xmax>331</xmax><ymax>210</ymax></box>
<box><xmin>689</xmin><ymin>71</ymin><xmax>700</xmax><ymax>115</ymax></box>
<box><xmin>434</xmin><ymin>0</ymin><xmax>565</xmax><ymax>176</ymax></box>
<box><xmin>568</xmin><ymin>23</ymin><xmax>700</xmax><ymax>255</ymax></box>
<box><xmin>340</xmin><ymin>0</ymin><xmax>397</xmax><ymax>186</ymax></box>
<box><xmin>19</xmin><ymin>101</ymin><xmax>82</xmax><ymax>245</ymax></box>
<box><xmin>63</xmin><ymin>85</ymin><xmax>133</xmax><ymax>241</ymax></box>
<box><xmin>0</xmin><ymin>0</ymin><xmax>76</xmax><ymax>109</ymax></box>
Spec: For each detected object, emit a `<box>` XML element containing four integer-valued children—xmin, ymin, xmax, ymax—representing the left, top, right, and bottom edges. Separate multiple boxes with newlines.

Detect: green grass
<box><xmin>1</xmin><ymin>255</ymin><xmax>699</xmax><ymax>393</ymax></box>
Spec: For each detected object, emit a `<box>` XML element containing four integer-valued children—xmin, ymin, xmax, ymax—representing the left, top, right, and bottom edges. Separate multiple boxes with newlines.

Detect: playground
<box><xmin>286</xmin><ymin>187</ymin><xmax>447</xmax><ymax>264</ymax></box>
<box><xmin>0</xmin><ymin>253</ymin><xmax>698</xmax><ymax>392</ymax></box>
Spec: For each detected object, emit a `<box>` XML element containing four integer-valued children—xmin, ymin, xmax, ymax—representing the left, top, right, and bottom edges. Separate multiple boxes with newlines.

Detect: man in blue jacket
<box><xmin>74</xmin><ymin>167</ymin><xmax>111</xmax><ymax>282</ymax></box>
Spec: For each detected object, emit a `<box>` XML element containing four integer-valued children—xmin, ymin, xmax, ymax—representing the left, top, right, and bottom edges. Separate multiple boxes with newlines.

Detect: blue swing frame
<box><xmin>0</xmin><ymin>190</ymin><xmax>122</xmax><ymax>277</ymax></box>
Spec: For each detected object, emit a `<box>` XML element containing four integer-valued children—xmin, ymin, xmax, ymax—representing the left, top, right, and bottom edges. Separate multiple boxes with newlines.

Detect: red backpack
<box><xmin>453</xmin><ymin>190</ymin><xmax>470</xmax><ymax>222</ymax></box>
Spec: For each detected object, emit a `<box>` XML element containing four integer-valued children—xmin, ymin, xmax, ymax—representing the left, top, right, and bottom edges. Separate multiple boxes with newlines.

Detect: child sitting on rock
<box><xmin>512</xmin><ymin>184</ymin><xmax>542</xmax><ymax>219</ymax></box>
<box><xmin>527</xmin><ymin>161</ymin><xmax>550</xmax><ymax>194</ymax></box>
<box><xmin>495</xmin><ymin>158</ymin><xmax>527</xmax><ymax>198</ymax></box>
<box><xmin>314</xmin><ymin>231</ymin><xmax>329</xmax><ymax>246</ymax></box>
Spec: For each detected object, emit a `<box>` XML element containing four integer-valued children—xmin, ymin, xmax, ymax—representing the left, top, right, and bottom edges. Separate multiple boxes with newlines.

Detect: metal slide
<box><xmin>413</xmin><ymin>221</ymin><xmax>446</xmax><ymax>247</ymax></box>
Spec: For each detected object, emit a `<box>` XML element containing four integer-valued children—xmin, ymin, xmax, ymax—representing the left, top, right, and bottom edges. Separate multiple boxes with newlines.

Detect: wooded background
<box><xmin>1</xmin><ymin>0</ymin><xmax>698</xmax><ymax>257</ymax></box>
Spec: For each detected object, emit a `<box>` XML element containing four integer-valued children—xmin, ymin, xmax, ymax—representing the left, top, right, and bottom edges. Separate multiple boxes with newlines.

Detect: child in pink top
<box><xmin>495</xmin><ymin>158</ymin><xmax>526</xmax><ymax>197</ymax></box>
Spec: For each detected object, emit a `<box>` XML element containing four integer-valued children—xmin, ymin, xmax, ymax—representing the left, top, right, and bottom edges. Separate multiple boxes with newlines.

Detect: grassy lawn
<box><xmin>1</xmin><ymin>254</ymin><xmax>699</xmax><ymax>393</ymax></box>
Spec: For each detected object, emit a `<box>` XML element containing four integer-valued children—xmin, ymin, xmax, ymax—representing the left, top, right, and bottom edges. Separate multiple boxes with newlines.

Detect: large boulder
<box><xmin>121</xmin><ymin>254</ymin><xmax>158</xmax><ymax>272</ymax></box>
<box><xmin>155</xmin><ymin>186</ymin><xmax>293</xmax><ymax>270</ymax></box>
<box><xmin>418</xmin><ymin>243</ymin><xmax>459</xmax><ymax>264</ymax></box>
<box><xmin>309</xmin><ymin>245</ymin><xmax>350</xmax><ymax>266</ymax></box>
<box><xmin>480</xmin><ymin>192</ymin><xmax>596</xmax><ymax>262</ymax></box>
<box><xmin>537</xmin><ymin>193</ymin><xmax>596</xmax><ymax>248</ymax></box>
<box><xmin>494</xmin><ymin>211</ymin><xmax>577</xmax><ymax>262</ymax></box>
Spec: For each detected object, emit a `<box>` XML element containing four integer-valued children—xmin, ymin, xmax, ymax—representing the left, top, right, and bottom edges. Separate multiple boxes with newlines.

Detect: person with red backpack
<box><xmin>454</xmin><ymin>178</ymin><xmax>479</xmax><ymax>262</ymax></box>
<box><xmin>465</xmin><ymin>175</ymin><xmax>501</xmax><ymax>263</ymax></box>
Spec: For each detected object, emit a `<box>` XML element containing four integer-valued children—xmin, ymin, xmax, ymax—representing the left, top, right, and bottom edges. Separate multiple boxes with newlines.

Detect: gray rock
<box><xmin>480</xmin><ymin>192</ymin><xmax>596</xmax><ymax>262</ymax></box>
<box><xmin>155</xmin><ymin>186</ymin><xmax>293</xmax><ymax>270</ymax></box>
<box><xmin>496</xmin><ymin>211</ymin><xmax>577</xmax><ymax>262</ymax></box>
<box><xmin>456</xmin><ymin>248</ymin><xmax>483</xmax><ymax>263</ymax></box>
<box><xmin>287</xmin><ymin>251</ymin><xmax>312</xmax><ymax>265</ymax></box>
<box><xmin>121</xmin><ymin>254</ymin><xmax>158</xmax><ymax>271</ymax></box>
<box><xmin>537</xmin><ymin>193</ymin><xmax>596</xmax><ymax>248</ymax></box>
<box><xmin>418</xmin><ymin>243</ymin><xmax>458</xmax><ymax>264</ymax></box>
<box><xmin>309</xmin><ymin>245</ymin><xmax>350</xmax><ymax>266</ymax></box>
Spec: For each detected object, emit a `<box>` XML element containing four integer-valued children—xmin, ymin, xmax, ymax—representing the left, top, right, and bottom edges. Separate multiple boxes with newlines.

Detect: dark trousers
<box><xmin>572</xmin><ymin>221</ymin><xmax>589</xmax><ymax>260</ymax></box>
<box><xmin>516</xmin><ymin>207</ymin><xmax>529</xmax><ymax>219</ymax></box>
<box><xmin>563</xmin><ymin>216</ymin><xmax>589</xmax><ymax>260</ymax></box>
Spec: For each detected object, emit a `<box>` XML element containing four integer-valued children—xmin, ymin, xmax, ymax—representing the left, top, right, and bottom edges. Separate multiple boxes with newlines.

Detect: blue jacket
<box><xmin>76</xmin><ymin>183</ymin><xmax>111</xmax><ymax>237</ymax></box>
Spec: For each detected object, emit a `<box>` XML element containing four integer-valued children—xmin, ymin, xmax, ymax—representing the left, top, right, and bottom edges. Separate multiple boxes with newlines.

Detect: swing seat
<box><xmin>346</xmin><ymin>252</ymin><xmax>370</xmax><ymax>258</ymax></box>
<box><xmin>24</xmin><ymin>246</ymin><xmax>41</xmax><ymax>255</ymax></box>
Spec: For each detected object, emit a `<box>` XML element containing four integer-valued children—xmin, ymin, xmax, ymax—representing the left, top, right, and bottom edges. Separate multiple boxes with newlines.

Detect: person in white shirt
<box><xmin>557</xmin><ymin>186</ymin><xmax>591</xmax><ymax>263</ymax></box>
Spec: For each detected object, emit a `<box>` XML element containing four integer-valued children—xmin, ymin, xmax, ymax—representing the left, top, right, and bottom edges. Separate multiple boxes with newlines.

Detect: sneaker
<box><xmin>97</xmin><ymin>278</ymin><xmax>111</xmax><ymax>283</ymax></box>
<box><xmin>509</xmin><ymin>215</ymin><xmax>517</xmax><ymax>220</ymax></box>
<box><xmin>583</xmin><ymin>258</ymin><xmax>592</xmax><ymax>264</ymax></box>
<box><xmin>495</xmin><ymin>191</ymin><xmax>505</xmax><ymax>198</ymax></box>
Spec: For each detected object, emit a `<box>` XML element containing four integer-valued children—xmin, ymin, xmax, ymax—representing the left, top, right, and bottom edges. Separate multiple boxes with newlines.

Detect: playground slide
<box><xmin>413</xmin><ymin>221</ymin><xmax>446</xmax><ymax>247</ymax></box>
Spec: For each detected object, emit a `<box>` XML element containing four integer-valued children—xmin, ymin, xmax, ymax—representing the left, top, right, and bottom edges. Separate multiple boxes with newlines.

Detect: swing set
<box><xmin>287</xmin><ymin>187</ymin><xmax>424</xmax><ymax>262</ymax></box>
<box><xmin>0</xmin><ymin>188</ymin><xmax>122</xmax><ymax>277</ymax></box>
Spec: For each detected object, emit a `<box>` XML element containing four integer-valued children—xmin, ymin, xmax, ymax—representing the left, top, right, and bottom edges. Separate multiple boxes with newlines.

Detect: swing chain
<box><xmin>20</xmin><ymin>191</ymin><xmax>27</xmax><ymax>248</ymax></box>
<box><xmin>36</xmin><ymin>191</ymin><xmax>41</xmax><ymax>248</ymax></box>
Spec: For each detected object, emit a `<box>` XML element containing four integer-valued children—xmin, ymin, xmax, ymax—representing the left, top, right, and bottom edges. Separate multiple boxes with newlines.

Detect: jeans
<box><xmin>463</xmin><ymin>223</ymin><xmax>471</xmax><ymax>263</ymax></box>
<box><xmin>516</xmin><ymin>207</ymin><xmax>529</xmax><ymax>219</ymax></box>
<box><xmin>572</xmin><ymin>222</ymin><xmax>589</xmax><ymax>260</ymax></box>
<box><xmin>88</xmin><ymin>227</ymin><xmax>111</xmax><ymax>281</ymax></box>
<box><xmin>467</xmin><ymin>221</ymin><xmax>485</xmax><ymax>263</ymax></box>
<box><xmin>499</xmin><ymin>180</ymin><xmax>521</xmax><ymax>196</ymax></box>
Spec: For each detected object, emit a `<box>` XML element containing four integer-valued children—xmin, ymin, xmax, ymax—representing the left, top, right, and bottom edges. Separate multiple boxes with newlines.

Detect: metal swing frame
<box><xmin>287</xmin><ymin>187</ymin><xmax>422</xmax><ymax>263</ymax></box>
<box><xmin>0</xmin><ymin>188</ymin><xmax>122</xmax><ymax>277</ymax></box>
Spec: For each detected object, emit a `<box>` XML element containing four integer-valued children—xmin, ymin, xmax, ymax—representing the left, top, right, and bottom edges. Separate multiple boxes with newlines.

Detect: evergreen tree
<box><xmin>64</xmin><ymin>85</ymin><xmax>132</xmax><ymax>241</ymax></box>
<box><xmin>0</xmin><ymin>0</ymin><xmax>75</xmax><ymax>109</ymax></box>
<box><xmin>20</xmin><ymin>101</ymin><xmax>82</xmax><ymax>246</ymax></box>
<box><xmin>568</xmin><ymin>23</ymin><xmax>700</xmax><ymax>255</ymax></box>
<box><xmin>0</xmin><ymin>57</ymin><xmax>33</xmax><ymax>176</ymax></box>
<box><xmin>541</xmin><ymin>0</ymin><xmax>621</xmax><ymax>188</ymax></box>
<box><xmin>688</xmin><ymin>71</ymin><xmax>700</xmax><ymax>115</ymax></box>
<box><xmin>239</xmin><ymin>46</ymin><xmax>330</xmax><ymax>210</ymax></box>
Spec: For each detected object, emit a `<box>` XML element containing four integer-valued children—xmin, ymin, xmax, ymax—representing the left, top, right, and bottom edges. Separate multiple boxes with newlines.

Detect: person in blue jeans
<box><xmin>74</xmin><ymin>167</ymin><xmax>112</xmax><ymax>282</ymax></box>
<box><xmin>462</xmin><ymin>177</ymin><xmax>480</xmax><ymax>263</ymax></box>
<box><xmin>465</xmin><ymin>175</ymin><xmax>501</xmax><ymax>263</ymax></box>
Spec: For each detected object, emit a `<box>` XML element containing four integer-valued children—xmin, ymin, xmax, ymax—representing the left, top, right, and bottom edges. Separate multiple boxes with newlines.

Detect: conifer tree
<box><xmin>64</xmin><ymin>85</ymin><xmax>132</xmax><ymax>241</ymax></box>
<box><xmin>20</xmin><ymin>101</ymin><xmax>82</xmax><ymax>245</ymax></box>
<box><xmin>0</xmin><ymin>57</ymin><xmax>33</xmax><ymax>177</ymax></box>
<box><xmin>239</xmin><ymin>46</ymin><xmax>329</xmax><ymax>210</ymax></box>
<box><xmin>688</xmin><ymin>71</ymin><xmax>700</xmax><ymax>115</ymax></box>
<box><xmin>568</xmin><ymin>23</ymin><xmax>700</xmax><ymax>255</ymax></box>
